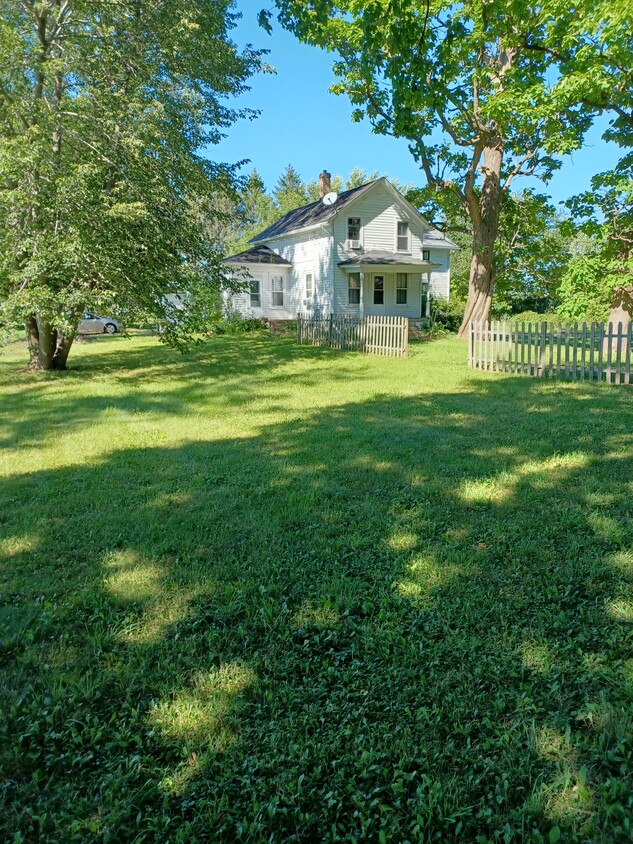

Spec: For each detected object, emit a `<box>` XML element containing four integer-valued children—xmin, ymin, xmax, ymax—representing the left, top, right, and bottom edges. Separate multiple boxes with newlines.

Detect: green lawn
<box><xmin>1</xmin><ymin>333</ymin><xmax>632</xmax><ymax>843</ymax></box>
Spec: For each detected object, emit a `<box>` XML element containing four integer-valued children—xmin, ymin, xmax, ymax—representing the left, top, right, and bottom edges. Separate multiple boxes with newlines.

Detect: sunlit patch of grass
<box><xmin>150</xmin><ymin>662</ymin><xmax>256</xmax><ymax>752</ymax></box>
<box><xmin>588</xmin><ymin>512</ymin><xmax>627</xmax><ymax>545</ymax></box>
<box><xmin>395</xmin><ymin>554</ymin><xmax>462</xmax><ymax>605</ymax></box>
<box><xmin>521</xmin><ymin>641</ymin><xmax>552</xmax><ymax>674</ymax></box>
<box><xmin>0</xmin><ymin>533</ymin><xmax>37</xmax><ymax>557</ymax></box>
<box><xmin>386</xmin><ymin>530</ymin><xmax>418</xmax><ymax>551</ymax></box>
<box><xmin>117</xmin><ymin>590</ymin><xmax>193</xmax><ymax>646</ymax></box>
<box><xmin>536</xmin><ymin>766</ymin><xmax>594</xmax><ymax>829</ymax></box>
<box><xmin>459</xmin><ymin>452</ymin><xmax>591</xmax><ymax>504</ymax></box>
<box><xmin>103</xmin><ymin>550</ymin><xmax>165</xmax><ymax>603</ymax></box>
<box><xmin>293</xmin><ymin>600</ymin><xmax>342</xmax><ymax>629</ymax></box>
<box><xmin>605</xmin><ymin>598</ymin><xmax>633</xmax><ymax>622</ymax></box>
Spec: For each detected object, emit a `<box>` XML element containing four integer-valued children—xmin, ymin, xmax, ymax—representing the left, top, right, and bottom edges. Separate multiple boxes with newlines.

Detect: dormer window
<box><xmin>347</xmin><ymin>217</ymin><xmax>361</xmax><ymax>244</ymax></box>
<box><xmin>397</xmin><ymin>221</ymin><xmax>410</xmax><ymax>252</ymax></box>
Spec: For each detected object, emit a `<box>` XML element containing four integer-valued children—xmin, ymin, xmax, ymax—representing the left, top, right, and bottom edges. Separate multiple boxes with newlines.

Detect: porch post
<box><xmin>425</xmin><ymin>271</ymin><xmax>431</xmax><ymax>319</ymax></box>
<box><xmin>359</xmin><ymin>270</ymin><xmax>365</xmax><ymax>318</ymax></box>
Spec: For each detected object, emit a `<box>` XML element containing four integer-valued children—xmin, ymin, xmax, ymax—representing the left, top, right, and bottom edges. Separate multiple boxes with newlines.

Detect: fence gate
<box><xmin>297</xmin><ymin>314</ymin><xmax>408</xmax><ymax>358</ymax></box>
<box><xmin>469</xmin><ymin>320</ymin><xmax>632</xmax><ymax>384</ymax></box>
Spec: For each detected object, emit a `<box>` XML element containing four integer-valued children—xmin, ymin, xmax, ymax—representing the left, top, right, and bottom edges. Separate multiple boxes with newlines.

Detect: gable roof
<box><xmin>424</xmin><ymin>228</ymin><xmax>459</xmax><ymax>250</ymax></box>
<box><xmin>248</xmin><ymin>176</ymin><xmax>459</xmax><ymax>252</ymax></box>
<box><xmin>223</xmin><ymin>244</ymin><xmax>292</xmax><ymax>265</ymax></box>
<box><xmin>249</xmin><ymin>180</ymin><xmax>378</xmax><ymax>244</ymax></box>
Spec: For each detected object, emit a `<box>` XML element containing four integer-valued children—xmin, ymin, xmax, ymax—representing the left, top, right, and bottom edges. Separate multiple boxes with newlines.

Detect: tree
<box><xmin>537</xmin><ymin>0</ymin><xmax>633</xmax><ymax>326</ymax></box>
<box><xmin>201</xmin><ymin>169</ymin><xmax>277</xmax><ymax>257</ymax></box>
<box><xmin>537</xmin><ymin>0</ymin><xmax>633</xmax><ymax>147</ymax></box>
<box><xmin>559</xmin><ymin>159</ymin><xmax>633</xmax><ymax>325</ymax></box>
<box><xmin>273</xmin><ymin>164</ymin><xmax>309</xmax><ymax>215</ymax></box>
<box><xmin>0</xmin><ymin>0</ymin><xmax>263</xmax><ymax>370</ymax></box>
<box><xmin>408</xmin><ymin>183</ymin><xmax>571</xmax><ymax>317</ymax></box>
<box><xmin>262</xmin><ymin>0</ymin><xmax>589</xmax><ymax>336</ymax></box>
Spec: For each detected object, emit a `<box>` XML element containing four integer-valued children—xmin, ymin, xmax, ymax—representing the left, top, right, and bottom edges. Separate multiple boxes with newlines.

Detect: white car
<box><xmin>78</xmin><ymin>313</ymin><xmax>121</xmax><ymax>335</ymax></box>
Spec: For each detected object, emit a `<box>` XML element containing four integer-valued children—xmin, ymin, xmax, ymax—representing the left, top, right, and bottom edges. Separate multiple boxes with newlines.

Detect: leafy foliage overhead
<box><xmin>0</xmin><ymin>0</ymin><xmax>264</xmax><ymax>367</ymax></box>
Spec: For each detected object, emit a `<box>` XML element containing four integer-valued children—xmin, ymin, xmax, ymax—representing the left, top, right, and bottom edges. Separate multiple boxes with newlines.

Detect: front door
<box><xmin>371</xmin><ymin>274</ymin><xmax>385</xmax><ymax>311</ymax></box>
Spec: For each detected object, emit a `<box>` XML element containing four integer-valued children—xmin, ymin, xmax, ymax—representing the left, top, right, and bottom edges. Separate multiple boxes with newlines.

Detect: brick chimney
<box><xmin>318</xmin><ymin>170</ymin><xmax>331</xmax><ymax>198</ymax></box>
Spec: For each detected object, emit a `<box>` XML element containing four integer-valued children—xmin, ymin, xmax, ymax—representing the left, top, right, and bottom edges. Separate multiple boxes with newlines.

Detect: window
<box><xmin>421</xmin><ymin>279</ymin><xmax>430</xmax><ymax>317</ymax></box>
<box><xmin>373</xmin><ymin>275</ymin><xmax>384</xmax><ymax>305</ymax></box>
<box><xmin>250</xmin><ymin>280</ymin><xmax>261</xmax><ymax>308</ymax></box>
<box><xmin>348</xmin><ymin>272</ymin><xmax>360</xmax><ymax>305</ymax></box>
<box><xmin>396</xmin><ymin>273</ymin><xmax>408</xmax><ymax>305</ymax></box>
<box><xmin>397</xmin><ymin>221</ymin><xmax>410</xmax><ymax>251</ymax></box>
<box><xmin>271</xmin><ymin>276</ymin><xmax>284</xmax><ymax>307</ymax></box>
<box><xmin>422</xmin><ymin>249</ymin><xmax>430</xmax><ymax>261</ymax></box>
<box><xmin>305</xmin><ymin>273</ymin><xmax>313</xmax><ymax>299</ymax></box>
<box><xmin>348</xmin><ymin>217</ymin><xmax>361</xmax><ymax>242</ymax></box>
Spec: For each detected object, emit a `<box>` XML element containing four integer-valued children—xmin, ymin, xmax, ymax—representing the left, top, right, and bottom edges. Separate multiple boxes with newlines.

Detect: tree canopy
<box><xmin>262</xmin><ymin>0</ymin><xmax>592</xmax><ymax>334</ymax></box>
<box><xmin>0</xmin><ymin>0</ymin><xmax>263</xmax><ymax>369</ymax></box>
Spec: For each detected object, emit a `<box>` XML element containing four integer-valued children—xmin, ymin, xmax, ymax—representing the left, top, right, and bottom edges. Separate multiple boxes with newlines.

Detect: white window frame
<box><xmin>422</xmin><ymin>249</ymin><xmax>431</xmax><ymax>261</ymax></box>
<box><xmin>396</xmin><ymin>273</ymin><xmax>408</xmax><ymax>305</ymax></box>
<box><xmin>348</xmin><ymin>272</ymin><xmax>361</xmax><ymax>305</ymax></box>
<box><xmin>396</xmin><ymin>220</ymin><xmax>410</xmax><ymax>252</ymax></box>
<box><xmin>271</xmin><ymin>276</ymin><xmax>284</xmax><ymax>308</ymax></box>
<box><xmin>249</xmin><ymin>279</ymin><xmax>261</xmax><ymax>308</ymax></box>
<box><xmin>305</xmin><ymin>273</ymin><xmax>313</xmax><ymax>299</ymax></box>
<box><xmin>347</xmin><ymin>217</ymin><xmax>362</xmax><ymax>242</ymax></box>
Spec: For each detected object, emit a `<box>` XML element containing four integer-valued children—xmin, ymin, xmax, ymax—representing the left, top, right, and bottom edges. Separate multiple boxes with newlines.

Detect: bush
<box><xmin>507</xmin><ymin>311</ymin><xmax>561</xmax><ymax>325</ymax></box>
<box><xmin>429</xmin><ymin>296</ymin><xmax>464</xmax><ymax>333</ymax></box>
<box><xmin>210</xmin><ymin>306</ymin><xmax>267</xmax><ymax>334</ymax></box>
<box><xmin>211</xmin><ymin>316</ymin><xmax>267</xmax><ymax>335</ymax></box>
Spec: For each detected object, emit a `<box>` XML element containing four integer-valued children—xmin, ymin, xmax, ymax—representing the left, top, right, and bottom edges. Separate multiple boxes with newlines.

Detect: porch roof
<box><xmin>338</xmin><ymin>250</ymin><xmax>439</xmax><ymax>271</ymax></box>
<box><xmin>223</xmin><ymin>244</ymin><xmax>291</xmax><ymax>265</ymax></box>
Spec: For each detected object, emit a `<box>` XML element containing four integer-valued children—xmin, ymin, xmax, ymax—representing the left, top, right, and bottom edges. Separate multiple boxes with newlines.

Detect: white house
<box><xmin>224</xmin><ymin>172</ymin><xmax>458</xmax><ymax>325</ymax></box>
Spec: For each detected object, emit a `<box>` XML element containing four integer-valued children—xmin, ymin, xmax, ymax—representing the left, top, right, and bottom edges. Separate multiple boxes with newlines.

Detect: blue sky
<box><xmin>213</xmin><ymin>0</ymin><xmax>623</xmax><ymax>210</ymax></box>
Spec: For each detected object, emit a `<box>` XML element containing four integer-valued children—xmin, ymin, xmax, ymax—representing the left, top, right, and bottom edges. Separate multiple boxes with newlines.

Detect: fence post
<box><xmin>468</xmin><ymin>322</ymin><xmax>473</xmax><ymax>368</ymax></box>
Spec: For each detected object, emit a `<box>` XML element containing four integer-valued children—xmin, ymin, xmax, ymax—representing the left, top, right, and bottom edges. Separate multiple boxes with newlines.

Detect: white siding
<box><xmin>427</xmin><ymin>249</ymin><xmax>451</xmax><ymax>300</ymax></box>
<box><xmin>228</xmin><ymin>266</ymin><xmax>293</xmax><ymax>320</ymax></box>
<box><xmin>360</xmin><ymin>272</ymin><xmax>425</xmax><ymax>318</ymax></box>
<box><xmin>236</xmin><ymin>181</ymin><xmax>454</xmax><ymax>319</ymax></box>
<box><xmin>266</xmin><ymin>230</ymin><xmax>333</xmax><ymax>317</ymax></box>
<box><xmin>332</xmin><ymin>183</ymin><xmax>430</xmax><ymax>315</ymax></box>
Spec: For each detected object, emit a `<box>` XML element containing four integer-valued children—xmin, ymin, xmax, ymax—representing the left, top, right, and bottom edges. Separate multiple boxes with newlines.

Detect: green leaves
<box><xmin>0</xmin><ymin>0</ymin><xmax>266</xmax><ymax>367</ymax></box>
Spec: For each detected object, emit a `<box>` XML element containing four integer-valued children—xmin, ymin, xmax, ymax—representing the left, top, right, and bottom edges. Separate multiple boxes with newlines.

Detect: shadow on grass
<box><xmin>0</xmin><ymin>334</ymin><xmax>367</xmax><ymax>450</ymax></box>
<box><xmin>1</xmin><ymin>372</ymin><xmax>632</xmax><ymax>841</ymax></box>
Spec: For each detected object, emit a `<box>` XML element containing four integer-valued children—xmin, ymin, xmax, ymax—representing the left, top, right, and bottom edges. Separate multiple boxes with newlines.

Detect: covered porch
<box><xmin>338</xmin><ymin>251</ymin><xmax>439</xmax><ymax>320</ymax></box>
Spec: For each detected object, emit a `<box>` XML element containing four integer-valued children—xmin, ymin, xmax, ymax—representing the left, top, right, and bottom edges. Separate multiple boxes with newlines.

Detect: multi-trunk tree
<box><xmin>262</xmin><ymin>0</ymin><xmax>591</xmax><ymax>335</ymax></box>
<box><xmin>0</xmin><ymin>0</ymin><xmax>262</xmax><ymax>370</ymax></box>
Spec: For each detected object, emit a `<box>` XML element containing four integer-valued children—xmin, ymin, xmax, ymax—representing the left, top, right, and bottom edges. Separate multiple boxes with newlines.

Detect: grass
<box><xmin>1</xmin><ymin>332</ymin><xmax>632</xmax><ymax>843</ymax></box>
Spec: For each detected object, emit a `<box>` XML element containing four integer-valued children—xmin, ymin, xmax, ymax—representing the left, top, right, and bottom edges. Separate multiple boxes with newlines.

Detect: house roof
<box><xmin>423</xmin><ymin>229</ymin><xmax>459</xmax><ymax>250</ymax></box>
<box><xmin>338</xmin><ymin>251</ymin><xmax>437</xmax><ymax>267</ymax></box>
<box><xmin>223</xmin><ymin>244</ymin><xmax>292</xmax><ymax>265</ymax></box>
<box><xmin>248</xmin><ymin>180</ymin><xmax>379</xmax><ymax>243</ymax></box>
<box><xmin>248</xmin><ymin>177</ymin><xmax>460</xmax><ymax>252</ymax></box>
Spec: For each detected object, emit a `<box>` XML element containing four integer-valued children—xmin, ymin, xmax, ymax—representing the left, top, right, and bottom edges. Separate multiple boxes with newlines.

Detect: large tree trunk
<box><xmin>25</xmin><ymin>315</ymin><xmax>40</xmax><ymax>369</ymax></box>
<box><xmin>458</xmin><ymin>141</ymin><xmax>504</xmax><ymax>338</ymax></box>
<box><xmin>607</xmin><ymin>285</ymin><xmax>633</xmax><ymax>329</ymax></box>
<box><xmin>603</xmin><ymin>285</ymin><xmax>633</xmax><ymax>356</ymax></box>
<box><xmin>25</xmin><ymin>316</ymin><xmax>76</xmax><ymax>371</ymax></box>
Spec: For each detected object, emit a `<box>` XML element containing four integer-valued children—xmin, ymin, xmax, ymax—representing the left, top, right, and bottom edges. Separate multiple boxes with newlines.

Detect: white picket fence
<box><xmin>297</xmin><ymin>314</ymin><xmax>409</xmax><ymax>358</ymax></box>
<box><xmin>469</xmin><ymin>321</ymin><xmax>633</xmax><ymax>384</ymax></box>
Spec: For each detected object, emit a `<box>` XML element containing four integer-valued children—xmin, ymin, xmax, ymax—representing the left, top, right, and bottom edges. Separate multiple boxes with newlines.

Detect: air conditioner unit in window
<box><xmin>347</xmin><ymin>239</ymin><xmax>361</xmax><ymax>250</ymax></box>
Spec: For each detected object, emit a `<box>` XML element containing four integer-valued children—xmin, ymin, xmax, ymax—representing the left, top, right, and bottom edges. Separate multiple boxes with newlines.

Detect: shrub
<box><xmin>429</xmin><ymin>296</ymin><xmax>464</xmax><ymax>333</ymax></box>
